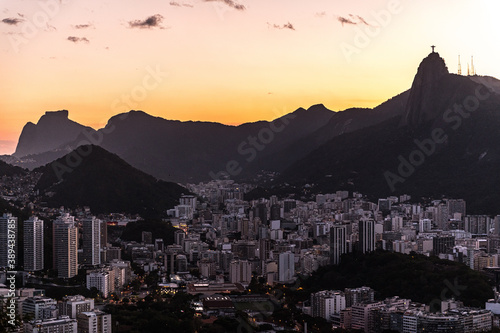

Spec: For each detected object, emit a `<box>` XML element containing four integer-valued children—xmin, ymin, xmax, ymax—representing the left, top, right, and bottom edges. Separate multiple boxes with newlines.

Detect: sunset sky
<box><xmin>1</xmin><ymin>0</ymin><xmax>499</xmax><ymax>154</ymax></box>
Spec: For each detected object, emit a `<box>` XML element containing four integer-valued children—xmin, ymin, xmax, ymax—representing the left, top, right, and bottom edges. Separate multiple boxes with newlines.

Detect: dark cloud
<box><xmin>203</xmin><ymin>0</ymin><xmax>245</xmax><ymax>11</ymax></box>
<box><xmin>128</xmin><ymin>14</ymin><xmax>165</xmax><ymax>29</ymax></box>
<box><xmin>355</xmin><ymin>15</ymin><xmax>370</xmax><ymax>26</ymax></box>
<box><xmin>170</xmin><ymin>1</ymin><xmax>181</xmax><ymax>6</ymax></box>
<box><xmin>338</xmin><ymin>15</ymin><xmax>371</xmax><ymax>27</ymax></box>
<box><xmin>74</xmin><ymin>23</ymin><xmax>94</xmax><ymax>29</ymax></box>
<box><xmin>337</xmin><ymin>16</ymin><xmax>356</xmax><ymax>26</ymax></box>
<box><xmin>183</xmin><ymin>3</ymin><xmax>194</xmax><ymax>7</ymax></box>
<box><xmin>268</xmin><ymin>22</ymin><xmax>295</xmax><ymax>31</ymax></box>
<box><xmin>2</xmin><ymin>17</ymin><xmax>23</xmax><ymax>25</ymax></box>
<box><xmin>67</xmin><ymin>36</ymin><xmax>90</xmax><ymax>43</ymax></box>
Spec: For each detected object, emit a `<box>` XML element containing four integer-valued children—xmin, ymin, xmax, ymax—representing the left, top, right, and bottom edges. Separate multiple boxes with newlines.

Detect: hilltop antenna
<box><xmin>467</xmin><ymin>62</ymin><xmax>470</xmax><ymax>76</ymax></box>
<box><xmin>471</xmin><ymin>56</ymin><xmax>475</xmax><ymax>75</ymax></box>
<box><xmin>458</xmin><ymin>55</ymin><xmax>462</xmax><ymax>75</ymax></box>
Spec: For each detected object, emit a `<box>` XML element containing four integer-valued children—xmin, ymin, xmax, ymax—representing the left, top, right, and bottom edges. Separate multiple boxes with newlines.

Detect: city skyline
<box><xmin>2</xmin><ymin>165</ymin><xmax>500</xmax><ymax>332</ymax></box>
<box><xmin>1</xmin><ymin>0</ymin><xmax>500</xmax><ymax>154</ymax></box>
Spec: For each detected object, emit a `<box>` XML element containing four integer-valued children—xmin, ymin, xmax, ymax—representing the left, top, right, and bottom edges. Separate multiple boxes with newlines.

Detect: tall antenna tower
<box><xmin>458</xmin><ymin>55</ymin><xmax>462</xmax><ymax>75</ymax></box>
<box><xmin>471</xmin><ymin>56</ymin><xmax>475</xmax><ymax>75</ymax></box>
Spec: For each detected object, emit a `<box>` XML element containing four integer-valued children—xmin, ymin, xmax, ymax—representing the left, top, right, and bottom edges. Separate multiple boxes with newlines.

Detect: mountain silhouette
<box><xmin>277</xmin><ymin>51</ymin><xmax>500</xmax><ymax>214</ymax></box>
<box><xmin>34</xmin><ymin>145</ymin><xmax>187</xmax><ymax>217</ymax></box>
<box><xmin>10</xmin><ymin>107</ymin><xmax>335</xmax><ymax>182</ymax></box>
<box><xmin>13</xmin><ymin>110</ymin><xmax>96</xmax><ymax>158</ymax></box>
<box><xmin>8</xmin><ymin>97</ymin><xmax>408</xmax><ymax>183</ymax></box>
<box><xmin>9</xmin><ymin>50</ymin><xmax>500</xmax><ymax>215</ymax></box>
<box><xmin>401</xmin><ymin>51</ymin><xmax>449</xmax><ymax>128</ymax></box>
<box><xmin>0</xmin><ymin>159</ymin><xmax>25</xmax><ymax>177</ymax></box>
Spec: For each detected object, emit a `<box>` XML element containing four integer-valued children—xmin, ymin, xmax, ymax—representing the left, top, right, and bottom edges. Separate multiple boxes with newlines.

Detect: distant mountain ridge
<box><xmin>7</xmin><ymin>94</ymin><xmax>409</xmax><ymax>182</ymax></box>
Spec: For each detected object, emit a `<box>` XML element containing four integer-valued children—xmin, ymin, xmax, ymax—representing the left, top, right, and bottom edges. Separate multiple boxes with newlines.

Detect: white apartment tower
<box><xmin>53</xmin><ymin>213</ymin><xmax>78</xmax><ymax>278</ymax></box>
<box><xmin>278</xmin><ymin>251</ymin><xmax>295</xmax><ymax>283</ymax></box>
<box><xmin>311</xmin><ymin>290</ymin><xmax>346</xmax><ymax>320</ymax></box>
<box><xmin>24</xmin><ymin>216</ymin><xmax>44</xmax><ymax>271</ymax></box>
<box><xmin>87</xmin><ymin>269</ymin><xmax>115</xmax><ymax>298</ymax></box>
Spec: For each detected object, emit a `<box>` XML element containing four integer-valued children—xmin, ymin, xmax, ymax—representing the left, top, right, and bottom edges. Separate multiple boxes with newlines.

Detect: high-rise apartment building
<box><xmin>0</xmin><ymin>213</ymin><xmax>17</xmax><ymax>268</ymax></box>
<box><xmin>82</xmin><ymin>217</ymin><xmax>101</xmax><ymax>266</ymax></box>
<box><xmin>359</xmin><ymin>220</ymin><xmax>375</xmax><ymax>254</ymax></box>
<box><xmin>24</xmin><ymin>216</ymin><xmax>44</xmax><ymax>271</ymax></box>
<box><xmin>53</xmin><ymin>213</ymin><xmax>78</xmax><ymax>278</ymax></box>
<box><xmin>330</xmin><ymin>225</ymin><xmax>347</xmax><ymax>265</ymax></box>
<box><xmin>278</xmin><ymin>251</ymin><xmax>295</xmax><ymax>283</ymax></box>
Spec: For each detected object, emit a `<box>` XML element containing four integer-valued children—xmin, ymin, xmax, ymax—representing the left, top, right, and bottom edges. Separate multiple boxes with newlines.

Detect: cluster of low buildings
<box><xmin>0</xmin><ymin>289</ymin><xmax>110</xmax><ymax>332</ymax></box>
<box><xmin>304</xmin><ymin>287</ymin><xmax>494</xmax><ymax>332</ymax></box>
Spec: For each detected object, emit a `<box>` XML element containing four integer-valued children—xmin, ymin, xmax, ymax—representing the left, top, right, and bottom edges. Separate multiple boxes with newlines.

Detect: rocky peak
<box><xmin>401</xmin><ymin>51</ymin><xmax>449</xmax><ymax>128</ymax></box>
<box><xmin>44</xmin><ymin>110</ymin><xmax>69</xmax><ymax>118</ymax></box>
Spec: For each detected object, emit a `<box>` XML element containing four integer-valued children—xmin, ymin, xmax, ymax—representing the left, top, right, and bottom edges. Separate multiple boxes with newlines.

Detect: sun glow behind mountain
<box><xmin>1</xmin><ymin>0</ymin><xmax>500</xmax><ymax>154</ymax></box>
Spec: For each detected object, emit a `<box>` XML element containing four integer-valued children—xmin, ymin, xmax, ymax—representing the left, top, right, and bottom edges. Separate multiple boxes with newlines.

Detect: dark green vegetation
<box><xmin>0</xmin><ymin>197</ymin><xmax>29</xmax><ymax>219</ymax></box>
<box><xmin>0</xmin><ymin>160</ymin><xmax>25</xmax><ymax>176</ymax></box>
<box><xmin>0</xmin><ymin>303</ymin><xmax>22</xmax><ymax>332</ymax></box>
<box><xmin>105</xmin><ymin>293</ymin><xmax>197</xmax><ymax>333</ymax></box>
<box><xmin>34</xmin><ymin>145</ymin><xmax>188</xmax><ymax>218</ymax></box>
<box><xmin>299</xmin><ymin>251</ymin><xmax>493</xmax><ymax>310</ymax></box>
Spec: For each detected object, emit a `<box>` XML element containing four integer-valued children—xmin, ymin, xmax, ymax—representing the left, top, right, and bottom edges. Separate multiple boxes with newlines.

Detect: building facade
<box><xmin>24</xmin><ymin>216</ymin><xmax>44</xmax><ymax>271</ymax></box>
<box><xmin>82</xmin><ymin>217</ymin><xmax>101</xmax><ymax>266</ymax></box>
<box><xmin>53</xmin><ymin>214</ymin><xmax>78</xmax><ymax>278</ymax></box>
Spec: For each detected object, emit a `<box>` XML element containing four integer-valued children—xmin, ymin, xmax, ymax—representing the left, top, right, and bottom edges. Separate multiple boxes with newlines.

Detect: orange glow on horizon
<box><xmin>1</xmin><ymin>0</ymin><xmax>500</xmax><ymax>155</ymax></box>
